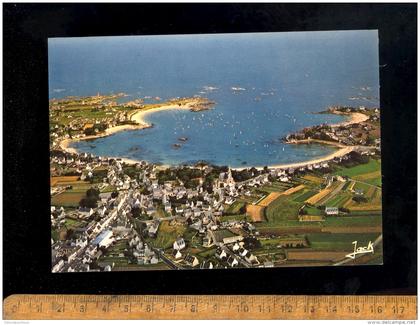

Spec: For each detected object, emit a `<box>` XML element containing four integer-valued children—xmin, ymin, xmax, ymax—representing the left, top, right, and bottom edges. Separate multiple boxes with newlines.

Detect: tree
<box><xmin>131</xmin><ymin>206</ymin><xmax>141</xmax><ymax>218</ymax></box>
<box><xmin>79</xmin><ymin>188</ymin><xmax>100</xmax><ymax>208</ymax></box>
<box><xmin>366</xmin><ymin>134</ymin><xmax>376</xmax><ymax>146</ymax></box>
<box><xmin>243</xmin><ymin>237</ymin><xmax>261</xmax><ymax>250</ymax></box>
<box><xmin>84</xmin><ymin>127</ymin><xmax>96</xmax><ymax>136</ymax></box>
<box><xmin>86</xmin><ymin>188</ymin><xmax>100</xmax><ymax>200</ymax></box>
<box><xmin>79</xmin><ymin>197</ymin><xmax>98</xmax><ymax>208</ymax></box>
<box><xmin>299</xmin><ymin>209</ymin><xmax>308</xmax><ymax>215</ymax></box>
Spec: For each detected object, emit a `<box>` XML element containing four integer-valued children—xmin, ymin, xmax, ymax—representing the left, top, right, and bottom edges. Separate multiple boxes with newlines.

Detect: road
<box><xmin>152</xmin><ymin>247</ymin><xmax>184</xmax><ymax>270</ymax></box>
<box><xmin>350</xmin><ymin>178</ymin><xmax>381</xmax><ymax>190</ymax></box>
<box><xmin>223</xmin><ymin>244</ymin><xmax>252</xmax><ymax>268</ymax></box>
<box><xmin>318</xmin><ymin>180</ymin><xmax>347</xmax><ymax>206</ymax></box>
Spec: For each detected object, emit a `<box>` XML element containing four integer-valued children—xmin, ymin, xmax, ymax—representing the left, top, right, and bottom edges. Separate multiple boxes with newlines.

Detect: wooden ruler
<box><xmin>3</xmin><ymin>295</ymin><xmax>417</xmax><ymax>320</ymax></box>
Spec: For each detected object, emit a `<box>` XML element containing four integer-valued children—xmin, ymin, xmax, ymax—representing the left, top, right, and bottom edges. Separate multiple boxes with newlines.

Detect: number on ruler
<box><xmin>347</xmin><ymin>305</ymin><xmax>360</xmax><ymax>313</ymax></box>
<box><xmin>392</xmin><ymin>306</ymin><xmax>405</xmax><ymax>314</ymax></box>
<box><xmin>281</xmin><ymin>304</ymin><xmax>292</xmax><ymax>313</ymax></box>
<box><xmin>326</xmin><ymin>305</ymin><xmax>337</xmax><ymax>313</ymax></box>
<box><xmin>145</xmin><ymin>304</ymin><xmax>153</xmax><ymax>313</ymax></box>
<box><xmin>370</xmin><ymin>305</ymin><xmax>383</xmax><ymax>314</ymax></box>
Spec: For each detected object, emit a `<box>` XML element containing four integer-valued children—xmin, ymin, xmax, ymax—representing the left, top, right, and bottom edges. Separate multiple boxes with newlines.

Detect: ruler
<box><xmin>3</xmin><ymin>295</ymin><xmax>417</xmax><ymax>320</ymax></box>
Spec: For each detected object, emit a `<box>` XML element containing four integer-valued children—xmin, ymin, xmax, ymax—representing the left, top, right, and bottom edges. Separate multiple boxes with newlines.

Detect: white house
<box><xmin>184</xmin><ymin>254</ymin><xmax>199</xmax><ymax>267</ymax></box>
<box><xmin>173</xmin><ymin>237</ymin><xmax>186</xmax><ymax>251</ymax></box>
<box><xmin>325</xmin><ymin>206</ymin><xmax>339</xmax><ymax>216</ymax></box>
<box><xmin>173</xmin><ymin>250</ymin><xmax>183</xmax><ymax>260</ymax></box>
<box><xmin>227</xmin><ymin>256</ymin><xmax>239</xmax><ymax>267</ymax></box>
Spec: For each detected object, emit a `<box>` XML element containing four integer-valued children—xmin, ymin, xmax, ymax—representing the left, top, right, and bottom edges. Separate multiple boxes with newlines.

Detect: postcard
<box><xmin>49</xmin><ymin>31</ymin><xmax>382</xmax><ymax>272</ymax></box>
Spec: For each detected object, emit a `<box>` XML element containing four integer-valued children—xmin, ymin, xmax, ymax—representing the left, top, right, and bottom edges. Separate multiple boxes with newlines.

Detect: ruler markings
<box><xmin>3</xmin><ymin>294</ymin><xmax>417</xmax><ymax>320</ymax></box>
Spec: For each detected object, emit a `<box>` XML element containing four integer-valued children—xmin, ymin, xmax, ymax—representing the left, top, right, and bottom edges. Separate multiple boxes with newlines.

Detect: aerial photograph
<box><xmin>49</xmin><ymin>31</ymin><xmax>382</xmax><ymax>272</ymax></box>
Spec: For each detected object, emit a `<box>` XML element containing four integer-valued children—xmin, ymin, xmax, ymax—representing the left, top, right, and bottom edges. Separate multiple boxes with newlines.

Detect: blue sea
<box><xmin>48</xmin><ymin>31</ymin><xmax>380</xmax><ymax>167</ymax></box>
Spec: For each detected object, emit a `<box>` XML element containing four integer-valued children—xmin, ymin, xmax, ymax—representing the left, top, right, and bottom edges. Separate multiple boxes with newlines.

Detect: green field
<box><xmin>324</xmin><ymin>193</ymin><xmax>351</xmax><ymax>207</ymax></box>
<box><xmin>52</xmin><ymin>104</ymin><xmax>135</xmax><ymax>126</ymax></box>
<box><xmin>98</xmin><ymin>256</ymin><xmax>130</xmax><ymax>267</ymax></box>
<box><xmin>323</xmin><ymin>215</ymin><xmax>382</xmax><ymax>227</ymax></box>
<box><xmin>304</xmin><ymin>205</ymin><xmax>323</xmax><ymax>216</ymax></box>
<box><xmin>293</xmin><ymin>190</ymin><xmax>318</xmax><ymax>203</ymax></box>
<box><xmin>64</xmin><ymin>218</ymin><xmax>83</xmax><ymax>228</ymax></box>
<box><xmin>256</xmin><ymin>220</ymin><xmax>310</xmax><ymax>229</ymax></box>
<box><xmin>197</xmin><ymin>248</ymin><xmax>217</xmax><ymax>259</ymax></box>
<box><xmin>353</xmin><ymin>181</ymin><xmax>372</xmax><ymax>192</ymax></box>
<box><xmin>260</xmin><ymin>235</ymin><xmax>306</xmax><ymax>248</ymax></box>
<box><xmin>147</xmin><ymin>221</ymin><xmax>187</xmax><ymax>249</ymax></box>
<box><xmin>51</xmin><ymin>192</ymin><xmax>85</xmax><ymax>207</ymax></box>
<box><xmin>224</xmin><ymin>201</ymin><xmax>246</xmax><ymax>215</ymax></box>
<box><xmin>334</xmin><ymin>159</ymin><xmax>381</xmax><ymax>179</ymax></box>
<box><xmin>341</xmin><ymin>181</ymin><xmax>351</xmax><ymax>191</ymax></box>
<box><xmin>255</xmin><ymin>214</ymin><xmax>382</xmax><ymax>232</ymax></box>
<box><xmin>66</xmin><ymin>183</ymin><xmax>95</xmax><ymax>193</ymax></box>
<box><xmin>259</xmin><ymin>182</ymin><xmax>293</xmax><ymax>193</ymax></box>
<box><xmin>220</xmin><ymin>214</ymin><xmax>252</xmax><ymax>222</ymax></box>
<box><xmin>307</xmin><ymin>233</ymin><xmax>381</xmax><ymax>250</ymax></box>
<box><xmin>264</xmin><ymin>195</ymin><xmax>302</xmax><ymax>223</ymax></box>
<box><xmin>238</xmin><ymin>193</ymin><xmax>264</xmax><ymax>204</ymax></box>
<box><xmin>346</xmin><ymin>210</ymin><xmax>382</xmax><ymax>216</ymax></box>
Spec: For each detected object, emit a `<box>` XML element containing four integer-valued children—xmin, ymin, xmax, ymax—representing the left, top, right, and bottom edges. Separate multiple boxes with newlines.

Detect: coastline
<box><xmin>233</xmin><ymin>143</ymin><xmax>355</xmax><ymax>171</ymax></box>
<box><xmin>59</xmin><ymin>100</ymin><xmax>204</xmax><ymax>155</ymax></box>
<box><xmin>129</xmin><ymin>102</ymin><xmax>197</xmax><ymax>126</ymax></box>
<box><xmin>329</xmin><ymin>111</ymin><xmax>369</xmax><ymax>127</ymax></box>
<box><xmin>59</xmin><ymin>107</ymin><xmax>368</xmax><ymax>170</ymax></box>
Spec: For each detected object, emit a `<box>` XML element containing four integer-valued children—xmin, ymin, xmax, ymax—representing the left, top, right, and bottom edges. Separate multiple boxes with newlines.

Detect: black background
<box><xmin>3</xmin><ymin>3</ymin><xmax>417</xmax><ymax>297</ymax></box>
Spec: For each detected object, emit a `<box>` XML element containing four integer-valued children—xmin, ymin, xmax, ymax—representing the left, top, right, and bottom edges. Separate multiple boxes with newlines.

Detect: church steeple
<box><xmin>226</xmin><ymin>167</ymin><xmax>235</xmax><ymax>185</ymax></box>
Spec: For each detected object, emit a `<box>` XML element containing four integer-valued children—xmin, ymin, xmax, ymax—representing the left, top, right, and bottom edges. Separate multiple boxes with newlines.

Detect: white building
<box><xmin>173</xmin><ymin>237</ymin><xmax>186</xmax><ymax>251</ymax></box>
<box><xmin>325</xmin><ymin>207</ymin><xmax>339</xmax><ymax>216</ymax></box>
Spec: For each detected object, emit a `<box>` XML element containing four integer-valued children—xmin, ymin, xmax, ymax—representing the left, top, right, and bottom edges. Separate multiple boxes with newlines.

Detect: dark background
<box><xmin>3</xmin><ymin>3</ymin><xmax>417</xmax><ymax>297</ymax></box>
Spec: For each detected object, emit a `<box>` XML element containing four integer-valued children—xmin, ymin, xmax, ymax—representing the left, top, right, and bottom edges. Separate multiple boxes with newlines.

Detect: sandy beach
<box><xmin>232</xmin><ymin>141</ymin><xmax>355</xmax><ymax>171</ymax></box>
<box><xmin>260</xmin><ymin>145</ymin><xmax>354</xmax><ymax>170</ymax></box>
<box><xmin>58</xmin><ymin>99</ymin><xmax>205</xmax><ymax>156</ymax></box>
<box><xmin>330</xmin><ymin>111</ymin><xmax>369</xmax><ymax>127</ymax></box>
<box><xmin>129</xmin><ymin>102</ymin><xmax>198</xmax><ymax>126</ymax></box>
<box><xmin>233</xmin><ymin>111</ymin><xmax>369</xmax><ymax>171</ymax></box>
